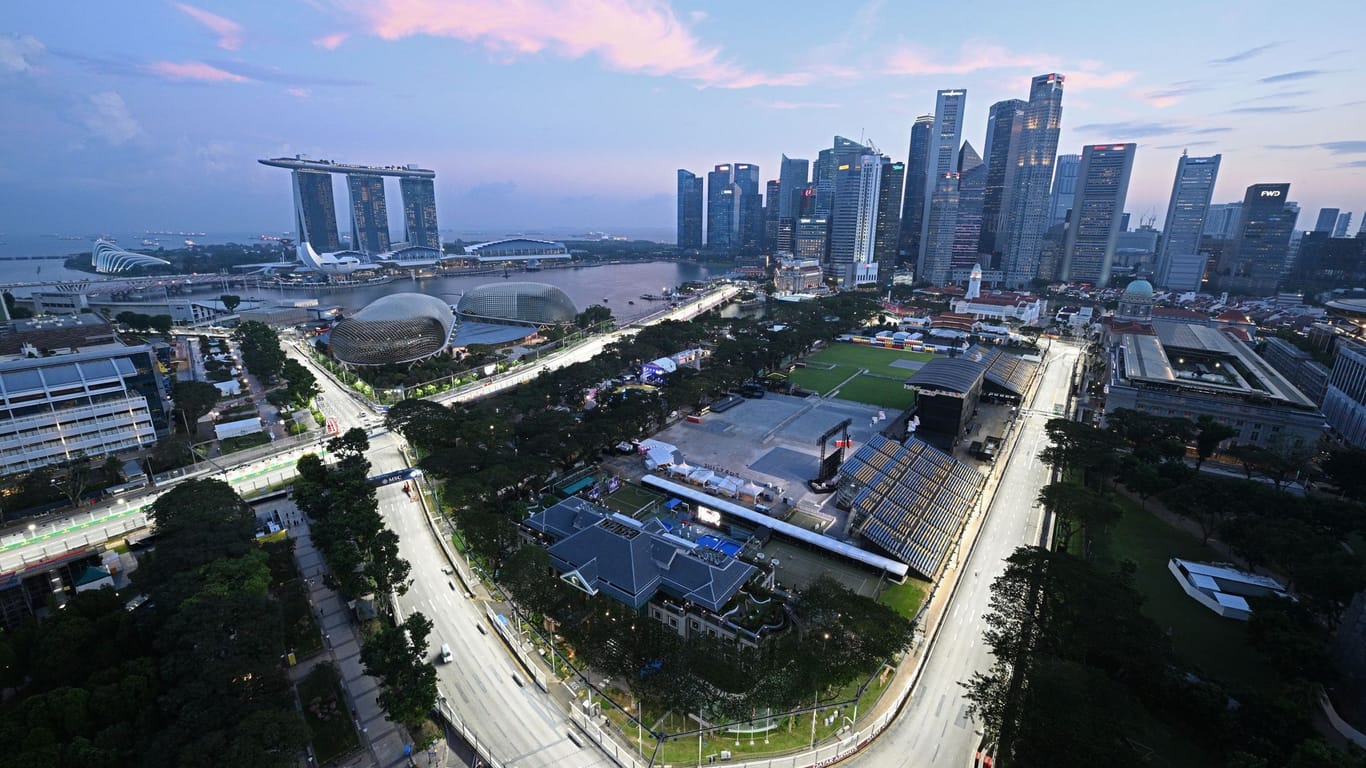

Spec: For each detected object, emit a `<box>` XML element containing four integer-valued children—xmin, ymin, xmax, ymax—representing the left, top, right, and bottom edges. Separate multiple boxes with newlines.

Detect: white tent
<box><xmin>715</xmin><ymin>476</ymin><xmax>742</xmax><ymax>497</ymax></box>
<box><xmin>668</xmin><ymin>461</ymin><xmax>693</xmax><ymax>477</ymax></box>
<box><xmin>645</xmin><ymin>446</ymin><xmax>674</xmax><ymax>468</ymax></box>
<box><xmin>739</xmin><ymin>481</ymin><xmax>764</xmax><ymax>500</ymax></box>
<box><xmin>687</xmin><ymin>468</ymin><xmax>715</xmax><ymax>486</ymax></box>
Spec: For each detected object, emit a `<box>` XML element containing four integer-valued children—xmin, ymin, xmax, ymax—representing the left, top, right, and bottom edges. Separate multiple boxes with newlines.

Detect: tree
<box><xmin>219</xmin><ymin>294</ymin><xmax>241</xmax><ymax>313</ymax></box>
<box><xmin>1162</xmin><ymin>476</ymin><xmax>1236</xmax><ymax>545</ymax></box>
<box><xmin>1036</xmin><ymin>482</ymin><xmax>1119</xmax><ymax>554</ymax></box>
<box><xmin>233</xmin><ymin>321</ymin><xmax>286</xmax><ymax>383</ymax></box>
<box><xmin>172</xmin><ymin>380</ymin><xmax>220</xmax><ymax>432</ymax></box>
<box><xmin>360</xmin><ymin>612</ymin><xmax>439</xmax><ymax>728</ymax></box>
<box><xmin>1322</xmin><ymin>446</ymin><xmax>1366</xmax><ymax>502</ymax></box>
<box><xmin>326</xmin><ymin>427</ymin><xmax>369</xmax><ymax>461</ymax></box>
<box><xmin>54</xmin><ymin>453</ymin><xmax>96</xmax><ymax>508</ymax></box>
<box><xmin>1194</xmin><ymin>415</ymin><xmax>1237</xmax><ymax>470</ymax></box>
<box><xmin>1039</xmin><ymin>419</ymin><xmax>1124</xmax><ymax>490</ymax></box>
<box><xmin>150</xmin><ymin>314</ymin><xmax>173</xmax><ymax>334</ymax></box>
<box><xmin>575</xmin><ymin>304</ymin><xmax>613</xmax><ymax>329</ymax></box>
<box><xmin>281</xmin><ymin>358</ymin><xmax>320</xmax><ymax>406</ymax></box>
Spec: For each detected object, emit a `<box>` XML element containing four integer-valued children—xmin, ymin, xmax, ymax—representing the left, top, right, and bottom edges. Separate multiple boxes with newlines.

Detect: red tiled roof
<box><xmin>1221</xmin><ymin>326</ymin><xmax>1252</xmax><ymax>342</ymax></box>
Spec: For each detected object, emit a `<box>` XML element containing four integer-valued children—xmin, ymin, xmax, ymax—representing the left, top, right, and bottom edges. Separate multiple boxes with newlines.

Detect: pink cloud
<box><xmin>313</xmin><ymin>32</ymin><xmax>348</xmax><ymax>50</ymax></box>
<box><xmin>174</xmin><ymin>3</ymin><xmax>243</xmax><ymax>51</ymax></box>
<box><xmin>328</xmin><ymin>0</ymin><xmax>798</xmax><ymax>88</ymax></box>
<box><xmin>286</xmin><ymin>87</ymin><xmax>311</xmax><ymax>98</ymax></box>
<box><xmin>145</xmin><ymin>60</ymin><xmax>250</xmax><ymax>82</ymax></box>
<box><xmin>884</xmin><ymin>42</ymin><xmax>1137</xmax><ymax>93</ymax></box>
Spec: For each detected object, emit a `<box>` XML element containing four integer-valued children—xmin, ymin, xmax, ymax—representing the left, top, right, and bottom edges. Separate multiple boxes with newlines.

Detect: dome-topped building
<box><xmin>456</xmin><ymin>282</ymin><xmax>578</xmax><ymax>325</ymax></box>
<box><xmin>1116</xmin><ymin>278</ymin><xmax>1155</xmax><ymax>323</ymax></box>
<box><xmin>330</xmin><ymin>293</ymin><xmax>456</xmax><ymax>366</ymax></box>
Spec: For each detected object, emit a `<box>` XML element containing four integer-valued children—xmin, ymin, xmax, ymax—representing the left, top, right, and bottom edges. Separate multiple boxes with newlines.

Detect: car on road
<box><xmin>440</xmin><ymin>643</ymin><xmax>453</xmax><ymax>663</ymax></box>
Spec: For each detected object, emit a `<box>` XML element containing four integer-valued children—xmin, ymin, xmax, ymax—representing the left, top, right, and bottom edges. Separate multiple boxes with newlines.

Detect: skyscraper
<box><xmin>778</xmin><ymin>155</ymin><xmax>810</xmax><ymax>220</ymax></box>
<box><xmin>898</xmin><ymin>115</ymin><xmax>934</xmax><ymax>262</ymax></box>
<box><xmin>1204</xmin><ymin>202</ymin><xmax>1243</xmax><ymax>240</ymax></box>
<box><xmin>873</xmin><ymin>159</ymin><xmax>905</xmax><ymax>281</ymax></box>
<box><xmin>1060</xmin><ymin>143</ymin><xmax>1136</xmax><ymax>286</ymax></box>
<box><xmin>1002</xmin><ymin>73</ymin><xmax>1066</xmax><ymax>288</ymax></box>
<box><xmin>400</xmin><ymin>177</ymin><xmax>440</xmax><ymax>249</ymax></box>
<box><xmin>733</xmin><ymin>163</ymin><xmax>763</xmax><ymax>252</ymax></box>
<box><xmin>676</xmin><ymin>169</ymin><xmax>703</xmax><ymax>249</ymax></box>
<box><xmin>795</xmin><ymin>216</ymin><xmax>829</xmax><ymax>263</ymax></box>
<box><xmin>707</xmin><ymin>164</ymin><xmax>741</xmax><ymax>253</ymax></box>
<box><xmin>1048</xmin><ymin>154</ymin><xmax>1081</xmax><ymax>228</ymax></box>
<box><xmin>347</xmin><ymin>174</ymin><xmax>390</xmax><ymax>255</ymax></box>
<box><xmin>919</xmin><ymin>89</ymin><xmax>967</xmax><ymax>268</ymax></box>
<box><xmin>979</xmin><ymin>99</ymin><xmax>1025</xmax><ymax>258</ymax></box>
<box><xmin>829</xmin><ymin>155</ymin><xmax>886</xmax><ymax>288</ymax></box>
<box><xmin>919</xmin><ymin>172</ymin><xmax>960</xmax><ymax>285</ymax></box>
<box><xmin>1212</xmin><ymin>183</ymin><xmax>1296</xmax><ymax>295</ymax></box>
<box><xmin>1155</xmin><ymin>153</ymin><xmax>1221</xmax><ymax>292</ymax></box>
<box><xmin>294</xmin><ymin>169</ymin><xmax>342</xmax><ymax>252</ymax></box>
<box><xmin>1314</xmin><ymin>207</ymin><xmax>1342</xmax><ymax>233</ymax></box>
<box><xmin>1334</xmin><ymin>212</ymin><xmax>1353</xmax><ymax>238</ymax></box>
<box><xmin>764</xmin><ymin>179</ymin><xmax>781</xmax><ymax>250</ymax></box>
<box><xmin>953</xmin><ymin>143</ymin><xmax>987</xmax><ymax>273</ymax></box>
<box><xmin>776</xmin><ymin>155</ymin><xmax>810</xmax><ymax>254</ymax></box>
<box><xmin>815</xmin><ymin>137</ymin><xmax>871</xmax><ymax>216</ymax></box>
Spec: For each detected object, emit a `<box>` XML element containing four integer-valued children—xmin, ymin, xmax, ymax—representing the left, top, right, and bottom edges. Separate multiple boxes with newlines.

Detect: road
<box><xmin>293</xmin><ymin>338</ymin><xmax>611</xmax><ymax>767</ymax></box>
<box><xmin>431</xmin><ymin>286</ymin><xmax>740</xmax><ymax>405</ymax></box>
<box><xmin>851</xmin><ymin>342</ymin><xmax>1080</xmax><ymax>768</ymax></box>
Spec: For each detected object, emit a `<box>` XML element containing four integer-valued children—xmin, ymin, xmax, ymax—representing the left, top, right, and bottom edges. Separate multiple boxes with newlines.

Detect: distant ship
<box><xmin>184</xmin><ymin>239</ymin><xmax>197</xmax><ymax>247</ymax></box>
<box><xmin>141</xmin><ymin>239</ymin><xmax>159</xmax><ymax>247</ymax></box>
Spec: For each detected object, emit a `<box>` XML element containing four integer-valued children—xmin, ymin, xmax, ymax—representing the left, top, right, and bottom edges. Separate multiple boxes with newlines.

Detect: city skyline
<box><xmin>2</xmin><ymin>2</ymin><xmax>1364</xmax><ymax>237</ymax></box>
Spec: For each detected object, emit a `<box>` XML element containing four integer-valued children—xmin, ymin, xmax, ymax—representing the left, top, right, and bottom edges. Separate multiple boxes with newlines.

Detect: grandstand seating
<box><xmin>837</xmin><ymin>434</ymin><xmax>983</xmax><ymax>578</ymax></box>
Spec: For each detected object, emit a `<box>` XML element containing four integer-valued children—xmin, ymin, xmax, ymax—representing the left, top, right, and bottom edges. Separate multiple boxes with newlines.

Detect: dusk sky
<box><xmin>2</xmin><ymin>1</ymin><xmax>1364</xmax><ymax>240</ymax></box>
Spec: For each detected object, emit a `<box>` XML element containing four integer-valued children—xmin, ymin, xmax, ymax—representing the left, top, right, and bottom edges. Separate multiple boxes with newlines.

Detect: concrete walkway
<box><xmin>285</xmin><ymin>507</ymin><xmax>431</xmax><ymax>768</ymax></box>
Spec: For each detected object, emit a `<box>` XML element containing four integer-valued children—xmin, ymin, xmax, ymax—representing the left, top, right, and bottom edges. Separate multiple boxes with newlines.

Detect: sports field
<box><xmin>789</xmin><ymin>343</ymin><xmax>932</xmax><ymax>410</ymax></box>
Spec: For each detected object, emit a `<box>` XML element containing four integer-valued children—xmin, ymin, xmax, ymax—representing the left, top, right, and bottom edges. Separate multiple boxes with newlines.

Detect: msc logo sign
<box><xmin>1260</xmin><ymin>190</ymin><xmax>1282</xmax><ymax>197</ymax></box>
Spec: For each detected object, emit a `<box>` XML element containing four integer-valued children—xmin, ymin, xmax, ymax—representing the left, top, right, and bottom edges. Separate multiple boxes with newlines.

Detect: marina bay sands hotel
<box><xmin>258</xmin><ymin>155</ymin><xmax>440</xmax><ymax>255</ymax></box>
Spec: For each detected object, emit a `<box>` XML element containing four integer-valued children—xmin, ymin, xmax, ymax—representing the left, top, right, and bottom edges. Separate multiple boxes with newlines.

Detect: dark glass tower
<box><xmin>1048</xmin><ymin>154</ymin><xmax>1081</xmax><ymax>228</ymax></box>
<box><xmin>1212</xmin><ymin>183</ymin><xmax>1296</xmax><ymax>296</ymax></box>
<box><xmin>953</xmin><ymin>142</ymin><xmax>987</xmax><ymax>272</ymax></box>
<box><xmin>979</xmin><ymin>99</ymin><xmax>1025</xmax><ymax>259</ymax></box>
<box><xmin>874</xmin><ymin>159</ymin><xmax>905</xmax><ymax>281</ymax></box>
<box><xmin>707</xmin><ymin>164</ymin><xmax>742</xmax><ymax>253</ymax></box>
<box><xmin>676</xmin><ymin>169</ymin><xmax>704</xmax><ymax>248</ymax></box>
<box><xmin>347</xmin><ymin>174</ymin><xmax>390</xmax><ymax>255</ymax></box>
<box><xmin>1060</xmin><ymin>143</ymin><xmax>1136</xmax><ymax>286</ymax></box>
<box><xmin>733</xmin><ymin>163</ymin><xmax>763</xmax><ymax>252</ymax></box>
<box><xmin>778</xmin><ymin>155</ymin><xmax>810</xmax><ymax>220</ymax></box>
<box><xmin>898</xmin><ymin>115</ymin><xmax>934</xmax><ymax>263</ymax></box>
<box><xmin>815</xmin><ymin>137</ymin><xmax>870</xmax><ymax>217</ymax></box>
<box><xmin>400</xmin><ymin>177</ymin><xmax>440</xmax><ymax>249</ymax></box>
<box><xmin>765</xmin><ymin>179</ymin><xmax>781</xmax><ymax>251</ymax></box>
<box><xmin>1002</xmin><ymin>73</ymin><xmax>1065</xmax><ymax>288</ymax></box>
<box><xmin>294</xmin><ymin>169</ymin><xmax>341</xmax><ymax>252</ymax></box>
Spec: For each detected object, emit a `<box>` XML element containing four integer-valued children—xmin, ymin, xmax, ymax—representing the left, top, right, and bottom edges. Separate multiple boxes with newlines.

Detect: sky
<box><xmin>2</xmin><ymin>1</ymin><xmax>1364</xmax><ymax>240</ymax></box>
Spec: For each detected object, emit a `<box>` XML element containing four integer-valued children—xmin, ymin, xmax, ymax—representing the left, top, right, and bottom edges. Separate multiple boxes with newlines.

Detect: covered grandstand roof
<box><xmin>905</xmin><ymin>357</ymin><xmax>986</xmax><ymax>394</ymax></box>
<box><xmin>964</xmin><ymin>345</ymin><xmax>1040</xmax><ymax>396</ymax></box>
<box><xmin>837</xmin><ymin>435</ymin><xmax>983</xmax><ymax>579</ymax></box>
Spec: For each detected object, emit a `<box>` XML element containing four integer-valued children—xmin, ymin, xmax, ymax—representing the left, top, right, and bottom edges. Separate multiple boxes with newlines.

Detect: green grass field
<box><xmin>877</xmin><ymin>578</ymin><xmax>931</xmax><ymax>619</ymax></box>
<box><xmin>1104</xmin><ymin>498</ymin><xmax>1276</xmax><ymax>691</ymax></box>
<box><xmin>788</xmin><ymin>343</ymin><xmax>931</xmax><ymax>408</ymax></box>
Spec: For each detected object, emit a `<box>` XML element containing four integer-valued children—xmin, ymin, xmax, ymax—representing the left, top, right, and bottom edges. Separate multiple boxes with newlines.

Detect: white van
<box><xmin>440</xmin><ymin>643</ymin><xmax>453</xmax><ymax>663</ymax></box>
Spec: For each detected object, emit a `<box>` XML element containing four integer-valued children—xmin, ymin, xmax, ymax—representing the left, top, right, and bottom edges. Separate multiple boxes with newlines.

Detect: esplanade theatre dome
<box><xmin>330</xmin><ymin>293</ymin><xmax>456</xmax><ymax>366</ymax></box>
<box><xmin>456</xmin><ymin>282</ymin><xmax>578</xmax><ymax>325</ymax></box>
